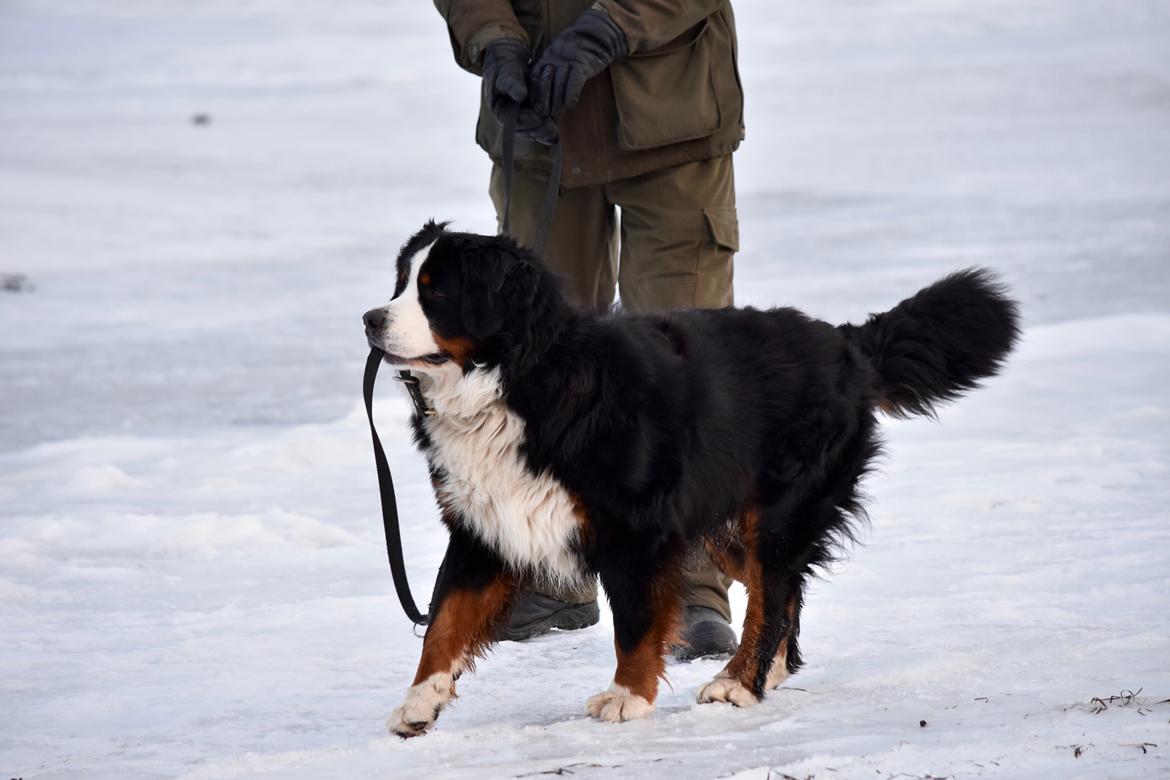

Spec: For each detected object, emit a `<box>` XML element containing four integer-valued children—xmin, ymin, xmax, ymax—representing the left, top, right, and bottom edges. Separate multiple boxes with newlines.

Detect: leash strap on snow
<box><xmin>364</xmin><ymin>348</ymin><xmax>430</xmax><ymax>627</ymax></box>
<box><xmin>499</xmin><ymin>100</ymin><xmax>563</xmax><ymax>255</ymax></box>
<box><xmin>366</xmin><ymin>103</ymin><xmax>561</xmax><ymax>629</ymax></box>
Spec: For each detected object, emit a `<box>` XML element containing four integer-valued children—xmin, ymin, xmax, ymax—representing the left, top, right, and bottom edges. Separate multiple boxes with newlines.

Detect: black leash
<box><xmin>363</xmin><ymin>349</ymin><xmax>430</xmax><ymax>625</ymax></box>
<box><xmin>500</xmin><ymin>100</ymin><xmax>563</xmax><ymax>253</ymax></box>
<box><xmin>364</xmin><ymin>103</ymin><xmax>561</xmax><ymax>627</ymax></box>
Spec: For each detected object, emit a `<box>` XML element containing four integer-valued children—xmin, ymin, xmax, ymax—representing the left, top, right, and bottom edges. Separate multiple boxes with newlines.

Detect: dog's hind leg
<box><xmin>761</xmin><ymin>579</ymin><xmax>805</xmax><ymax>691</ymax></box>
<box><xmin>698</xmin><ymin>506</ymin><xmax>804</xmax><ymax>706</ymax></box>
<box><xmin>587</xmin><ymin>552</ymin><xmax>684</xmax><ymax>723</ymax></box>
<box><xmin>387</xmin><ymin>525</ymin><xmax>518</xmax><ymax>738</ymax></box>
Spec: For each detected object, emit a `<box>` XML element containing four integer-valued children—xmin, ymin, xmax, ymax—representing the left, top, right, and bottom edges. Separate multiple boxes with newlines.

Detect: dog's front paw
<box><xmin>386</xmin><ymin>673</ymin><xmax>454</xmax><ymax>738</ymax></box>
<box><xmin>696</xmin><ymin>674</ymin><xmax>760</xmax><ymax>707</ymax></box>
<box><xmin>585</xmin><ymin>683</ymin><xmax>654</xmax><ymax>723</ymax></box>
<box><xmin>387</xmin><ymin>702</ymin><xmax>435</xmax><ymax>739</ymax></box>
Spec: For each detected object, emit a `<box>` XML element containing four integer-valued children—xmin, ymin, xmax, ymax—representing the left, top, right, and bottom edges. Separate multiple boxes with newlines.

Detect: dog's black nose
<box><xmin>363</xmin><ymin>308</ymin><xmax>385</xmax><ymax>330</ymax></box>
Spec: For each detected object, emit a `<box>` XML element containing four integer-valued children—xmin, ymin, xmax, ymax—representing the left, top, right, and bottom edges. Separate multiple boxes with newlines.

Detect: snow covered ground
<box><xmin>2</xmin><ymin>1</ymin><xmax>1169</xmax><ymax>778</ymax></box>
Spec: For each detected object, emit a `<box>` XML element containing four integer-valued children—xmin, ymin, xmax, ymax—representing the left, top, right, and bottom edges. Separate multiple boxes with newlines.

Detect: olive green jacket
<box><xmin>434</xmin><ymin>0</ymin><xmax>745</xmax><ymax>187</ymax></box>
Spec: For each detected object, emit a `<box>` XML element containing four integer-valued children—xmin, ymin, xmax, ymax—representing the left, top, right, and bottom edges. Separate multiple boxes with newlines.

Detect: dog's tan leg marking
<box><xmin>700</xmin><ymin>511</ymin><xmax>800</xmax><ymax>706</ymax></box>
<box><xmin>699</xmin><ymin>508</ymin><xmax>765</xmax><ymax>707</ymax></box>
<box><xmin>586</xmin><ymin>563</ymin><xmax>683</xmax><ymax>723</ymax></box>
<box><xmin>696</xmin><ymin>577</ymin><xmax>765</xmax><ymax>708</ymax></box>
<box><xmin>387</xmin><ymin>572</ymin><xmax>516</xmax><ymax>738</ymax></box>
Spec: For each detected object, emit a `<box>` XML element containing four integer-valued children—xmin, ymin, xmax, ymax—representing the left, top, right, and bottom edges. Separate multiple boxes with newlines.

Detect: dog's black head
<box><xmin>363</xmin><ymin>221</ymin><xmax>566</xmax><ymax>375</ymax></box>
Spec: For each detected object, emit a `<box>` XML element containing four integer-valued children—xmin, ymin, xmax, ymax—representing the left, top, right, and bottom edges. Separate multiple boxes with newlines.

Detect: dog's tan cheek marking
<box><xmin>431</xmin><ymin>331</ymin><xmax>476</xmax><ymax>368</ymax></box>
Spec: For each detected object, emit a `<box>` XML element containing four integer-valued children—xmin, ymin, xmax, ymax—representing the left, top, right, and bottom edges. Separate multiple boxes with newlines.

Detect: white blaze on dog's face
<box><xmin>362</xmin><ymin>222</ymin><xmax>454</xmax><ymax>371</ymax></box>
<box><xmin>379</xmin><ymin>238</ymin><xmax>440</xmax><ymax>359</ymax></box>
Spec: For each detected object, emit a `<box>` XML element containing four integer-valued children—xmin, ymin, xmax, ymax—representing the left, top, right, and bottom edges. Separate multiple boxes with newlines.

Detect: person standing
<box><xmin>434</xmin><ymin>0</ymin><xmax>744</xmax><ymax>659</ymax></box>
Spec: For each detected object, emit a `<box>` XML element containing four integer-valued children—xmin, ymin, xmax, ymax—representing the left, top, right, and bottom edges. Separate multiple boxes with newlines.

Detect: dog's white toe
<box><xmin>585</xmin><ymin>683</ymin><xmax>654</xmax><ymax>723</ymax></box>
<box><xmin>386</xmin><ymin>672</ymin><xmax>453</xmax><ymax>738</ymax></box>
<box><xmin>696</xmin><ymin>675</ymin><xmax>759</xmax><ymax>707</ymax></box>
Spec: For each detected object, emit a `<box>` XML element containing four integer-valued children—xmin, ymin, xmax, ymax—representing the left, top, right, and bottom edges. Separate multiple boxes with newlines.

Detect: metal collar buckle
<box><xmin>394</xmin><ymin>370</ymin><xmax>436</xmax><ymax>417</ymax></box>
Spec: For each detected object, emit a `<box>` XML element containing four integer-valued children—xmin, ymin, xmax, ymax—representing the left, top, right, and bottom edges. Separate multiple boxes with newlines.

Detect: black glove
<box><xmin>482</xmin><ymin>38</ymin><xmax>559</xmax><ymax>143</ymax></box>
<box><xmin>530</xmin><ymin>8</ymin><xmax>627</xmax><ymax>120</ymax></box>
<box><xmin>481</xmin><ymin>38</ymin><xmax>530</xmax><ymax>126</ymax></box>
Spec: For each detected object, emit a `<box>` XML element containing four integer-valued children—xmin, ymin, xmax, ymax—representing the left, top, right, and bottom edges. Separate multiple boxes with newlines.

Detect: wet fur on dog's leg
<box><xmin>387</xmin><ymin>525</ymin><xmax>518</xmax><ymax>738</ymax></box>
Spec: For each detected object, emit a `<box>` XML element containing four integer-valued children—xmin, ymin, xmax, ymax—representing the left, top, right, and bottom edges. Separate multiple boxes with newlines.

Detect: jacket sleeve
<box><xmin>434</xmin><ymin>0</ymin><xmax>530</xmax><ymax>74</ymax></box>
<box><xmin>592</xmin><ymin>0</ymin><xmax>729</xmax><ymax>54</ymax></box>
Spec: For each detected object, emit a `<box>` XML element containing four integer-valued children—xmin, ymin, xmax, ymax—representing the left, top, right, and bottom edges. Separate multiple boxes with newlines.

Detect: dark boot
<box><xmin>498</xmin><ymin>591</ymin><xmax>600</xmax><ymax>641</ymax></box>
<box><xmin>672</xmin><ymin>606</ymin><xmax>738</xmax><ymax>661</ymax></box>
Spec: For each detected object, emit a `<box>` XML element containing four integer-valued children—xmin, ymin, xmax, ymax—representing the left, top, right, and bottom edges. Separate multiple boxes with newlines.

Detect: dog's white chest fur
<box><xmin>419</xmin><ymin>368</ymin><xmax>584</xmax><ymax>585</ymax></box>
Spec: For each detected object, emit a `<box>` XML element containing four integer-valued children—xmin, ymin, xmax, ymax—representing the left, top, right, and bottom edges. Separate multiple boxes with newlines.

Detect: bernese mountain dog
<box><xmin>363</xmin><ymin>220</ymin><xmax>1019</xmax><ymax>738</ymax></box>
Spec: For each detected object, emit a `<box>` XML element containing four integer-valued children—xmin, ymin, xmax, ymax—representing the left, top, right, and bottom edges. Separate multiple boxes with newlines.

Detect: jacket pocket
<box><xmin>609</xmin><ymin>19</ymin><xmax>722</xmax><ymax>151</ymax></box>
<box><xmin>703</xmin><ymin>206</ymin><xmax>740</xmax><ymax>252</ymax></box>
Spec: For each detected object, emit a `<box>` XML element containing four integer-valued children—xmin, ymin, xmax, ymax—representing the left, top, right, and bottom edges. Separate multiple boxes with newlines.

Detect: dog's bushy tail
<box><xmin>841</xmin><ymin>269</ymin><xmax>1020</xmax><ymax>418</ymax></box>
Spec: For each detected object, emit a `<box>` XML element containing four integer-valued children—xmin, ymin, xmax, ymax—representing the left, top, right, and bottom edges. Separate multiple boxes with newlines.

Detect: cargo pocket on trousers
<box><xmin>703</xmin><ymin>207</ymin><xmax>739</xmax><ymax>253</ymax></box>
<box><xmin>699</xmin><ymin>206</ymin><xmax>738</xmax><ymax>307</ymax></box>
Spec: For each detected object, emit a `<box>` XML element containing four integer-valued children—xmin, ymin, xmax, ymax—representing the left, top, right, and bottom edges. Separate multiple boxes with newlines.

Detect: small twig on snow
<box><xmin>1121</xmin><ymin>742</ymin><xmax>1158</xmax><ymax>755</ymax></box>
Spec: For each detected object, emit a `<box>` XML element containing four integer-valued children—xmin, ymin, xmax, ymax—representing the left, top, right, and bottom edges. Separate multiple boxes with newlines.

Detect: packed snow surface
<box><xmin>2</xmin><ymin>1</ymin><xmax>1168</xmax><ymax>778</ymax></box>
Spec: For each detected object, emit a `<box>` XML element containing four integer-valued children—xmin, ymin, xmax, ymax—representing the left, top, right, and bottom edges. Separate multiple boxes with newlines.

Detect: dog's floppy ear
<box><xmin>460</xmin><ymin>240</ymin><xmax>538</xmax><ymax>339</ymax></box>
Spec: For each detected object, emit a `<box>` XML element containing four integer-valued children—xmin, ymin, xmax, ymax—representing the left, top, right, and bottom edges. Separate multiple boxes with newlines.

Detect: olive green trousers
<box><xmin>489</xmin><ymin>155</ymin><xmax>738</xmax><ymax>621</ymax></box>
